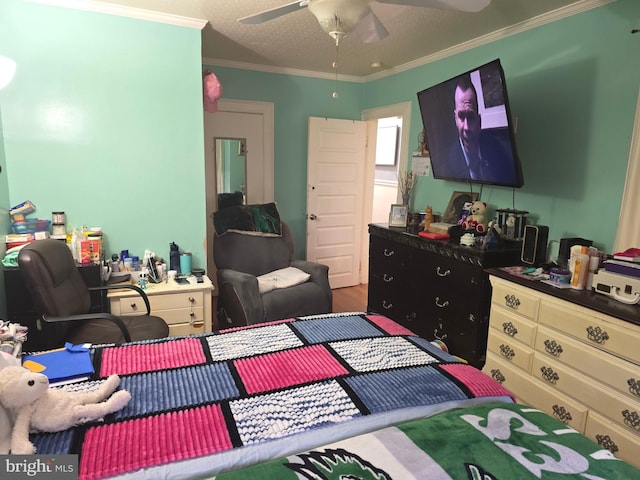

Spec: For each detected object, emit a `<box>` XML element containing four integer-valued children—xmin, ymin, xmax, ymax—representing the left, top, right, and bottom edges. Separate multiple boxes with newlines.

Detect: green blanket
<box><xmin>215</xmin><ymin>402</ymin><xmax>640</xmax><ymax>479</ymax></box>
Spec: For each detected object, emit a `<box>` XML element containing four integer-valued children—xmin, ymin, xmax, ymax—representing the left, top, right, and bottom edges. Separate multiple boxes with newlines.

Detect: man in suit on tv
<box><xmin>444</xmin><ymin>75</ymin><xmax>516</xmax><ymax>184</ymax></box>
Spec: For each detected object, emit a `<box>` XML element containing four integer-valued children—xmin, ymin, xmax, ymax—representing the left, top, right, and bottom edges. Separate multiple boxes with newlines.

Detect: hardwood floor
<box><xmin>332</xmin><ymin>283</ymin><xmax>368</xmax><ymax>313</ymax></box>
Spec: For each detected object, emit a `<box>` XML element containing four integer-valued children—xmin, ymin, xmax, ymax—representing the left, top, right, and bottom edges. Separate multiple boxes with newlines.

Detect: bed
<box><xmin>29</xmin><ymin>312</ymin><xmax>640</xmax><ymax>480</ymax></box>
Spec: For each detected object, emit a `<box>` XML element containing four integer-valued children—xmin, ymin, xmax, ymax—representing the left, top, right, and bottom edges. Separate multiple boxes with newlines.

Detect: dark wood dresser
<box><xmin>367</xmin><ymin>223</ymin><xmax>521</xmax><ymax>368</ymax></box>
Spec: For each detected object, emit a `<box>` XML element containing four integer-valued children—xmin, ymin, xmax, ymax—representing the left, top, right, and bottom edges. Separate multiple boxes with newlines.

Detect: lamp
<box><xmin>308</xmin><ymin>0</ymin><xmax>369</xmax><ymax>46</ymax></box>
<box><xmin>0</xmin><ymin>56</ymin><xmax>16</xmax><ymax>90</ymax></box>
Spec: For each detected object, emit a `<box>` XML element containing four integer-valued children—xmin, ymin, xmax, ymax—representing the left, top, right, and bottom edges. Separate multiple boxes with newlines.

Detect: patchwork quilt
<box><xmin>30</xmin><ymin>313</ymin><xmax>513</xmax><ymax>480</ymax></box>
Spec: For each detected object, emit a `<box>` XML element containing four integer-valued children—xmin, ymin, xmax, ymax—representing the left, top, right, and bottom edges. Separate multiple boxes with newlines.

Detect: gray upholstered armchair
<box><xmin>213</xmin><ymin>222</ymin><xmax>332</xmax><ymax>327</ymax></box>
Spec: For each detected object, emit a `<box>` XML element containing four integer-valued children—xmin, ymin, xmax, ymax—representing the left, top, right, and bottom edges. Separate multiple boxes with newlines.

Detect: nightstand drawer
<box><xmin>490</xmin><ymin>278</ymin><xmax>540</xmax><ymax>320</ymax></box>
<box><xmin>159</xmin><ymin>306</ymin><xmax>204</xmax><ymax>326</ymax></box>
<box><xmin>539</xmin><ymin>301</ymin><xmax>640</xmax><ymax>365</ymax></box>
<box><xmin>487</xmin><ymin>330</ymin><xmax>534</xmax><ymax>372</ymax></box>
<box><xmin>118</xmin><ymin>291</ymin><xmax>204</xmax><ymax>315</ymax></box>
<box><xmin>489</xmin><ymin>306</ymin><xmax>537</xmax><ymax>347</ymax></box>
<box><xmin>535</xmin><ymin>325</ymin><xmax>640</xmax><ymax>402</ymax></box>
<box><xmin>585</xmin><ymin>410</ymin><xmax>640</xmax><ymax>469</ymax></box>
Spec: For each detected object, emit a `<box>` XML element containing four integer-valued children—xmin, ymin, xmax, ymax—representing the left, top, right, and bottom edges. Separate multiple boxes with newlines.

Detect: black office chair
<box><xmin>17</xmin><ymin>239</ymin><xmax>169</xmax><ymax>348</ymax></box>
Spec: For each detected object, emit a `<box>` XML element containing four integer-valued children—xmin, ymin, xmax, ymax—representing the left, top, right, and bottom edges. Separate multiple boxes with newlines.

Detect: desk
<box><xmin>108</xmin><ymin>276</ymin><xmax>214</xmax><ymax>336</ymax></box>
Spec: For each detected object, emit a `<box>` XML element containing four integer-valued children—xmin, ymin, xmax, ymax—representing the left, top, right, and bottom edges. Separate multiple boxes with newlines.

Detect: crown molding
<box><xmin>26</xmin><ymin>0</ymin><xmax>208</xmax><ymax>29</ymax></box>
<box><xmin>201</xmin><ymin>57</ymin><xmax>364</xmax><ymax>84</ymax></box>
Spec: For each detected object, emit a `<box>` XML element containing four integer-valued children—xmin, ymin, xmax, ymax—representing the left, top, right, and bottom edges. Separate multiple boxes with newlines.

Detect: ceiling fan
<box><xmin>238</xmin><ymin>0</ymin><xmax>492</xmax><ymax>45</ymax></box>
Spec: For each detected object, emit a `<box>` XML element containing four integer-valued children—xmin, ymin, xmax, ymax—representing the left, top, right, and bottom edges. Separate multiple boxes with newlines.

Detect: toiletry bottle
<box><xmin>570</xmin><ymin>246</ymin><xmax>589</xmax><ymax>290</ymax></box>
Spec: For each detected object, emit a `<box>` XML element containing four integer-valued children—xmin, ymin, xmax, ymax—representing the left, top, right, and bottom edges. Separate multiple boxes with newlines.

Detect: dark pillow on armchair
<box><xmin>217</xmin><ymin>191</ymin><xmax>244</xmax><ymax>210</ymax></box>
<box><xmin>213</xmin><ymin>202</ymin><xmax>282</xmax><ymax>237</ymax></box>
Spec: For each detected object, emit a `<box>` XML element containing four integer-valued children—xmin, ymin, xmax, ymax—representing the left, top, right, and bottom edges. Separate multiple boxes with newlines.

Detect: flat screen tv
<box><xmin>417</xmin><ymin>59</ymin><xmax>523</xmax><ymax>188</ymax></box>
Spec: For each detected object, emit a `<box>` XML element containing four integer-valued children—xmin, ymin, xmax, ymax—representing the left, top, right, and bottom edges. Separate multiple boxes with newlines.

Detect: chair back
<box><xmin>213</xmin><ymin>222</ymin><xmax>294</xmax><ymax>277</ymax></box>
<box><xmin>18</xmin><ymin>239</ymin><xmax>92</xmax><ymax>318</ymax></box>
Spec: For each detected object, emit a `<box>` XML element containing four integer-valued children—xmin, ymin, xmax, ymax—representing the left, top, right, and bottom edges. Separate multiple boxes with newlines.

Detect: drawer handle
<box><xmin>540</xmin><ymin>366</ymin><xmax>559</xmax><ymax>384</ymax></box>
<box><xmin>499</xmin><ymin>344</ymin><xmax>515</xmax><ymax>360</ymax></box>
<box><xmin>544</xmin><ymin>339</ymin><xmax>563</xmax><ymax>357</ymax></box>
<box><xmin>490</xmin><ymin>368</ymin><xmax>505</xmax><ymax>384</ymax></box>
<box><xmin>622</xmin><ymin>409</ymin><xmax>640</xmax><ymax>431</ymax></box>
<box><xmin>191</xmin><ymin>320</ymin><xmax>204</xmax><ymax>328</ymax></box>
<box><xmin>382</xmin><ymin>274</ymin><xmax>394</xmax><ymax>283</ymax></box>
<box><xmin>552</xmin><ymin>404</ymin><xmax>572</xmax><ymax>425</ymax></box>
<box><xmin>382</xmin><ymin>300</ymin><xmax>393</xmax><ymax>310</ymax></box>
<box><xmin>504</xmin><ymin>294</ymin><xmax>521</xmax><ymax>310</ymax></box>
<box><xmin>628</xmin><ymin>378</ymin><xmax>640</xmax><ymax>398</ymax></box>
<box><xmin>383</xmin><ymin>249</ymin><xmax>395</xmax><ymax>257</ymax></box>
<box><xmin>130</xmin><ymin>302</ymin><xmax>138</xmax><ymax>310</ymax></box>
<box><xmin>586</xmin><ymin>325</ymin><xmax>609</xmax><ymax>344</ymax></box>
<box><xmin>436</xmin><ymin>266</ymin><xmax>451</xmax><ymax>277</ymax></box>
<box><xmin>435</xmin><ymin>297</ymin><xmax>449</xmax><ymax>308</ymax></box>
<box><xmin>502</xmin><ymin>321</ymin><xmax>518</xmax><ymax>337</ymax></box>
<box><xmin>188</xmin><ymin>297</ymin><xmax>195</xmax><ymax>304</ymax></box>
<box><xmin>595</xmin><ymin>434</ymin><xmax>619</xmax><ymax>454</ymax></box>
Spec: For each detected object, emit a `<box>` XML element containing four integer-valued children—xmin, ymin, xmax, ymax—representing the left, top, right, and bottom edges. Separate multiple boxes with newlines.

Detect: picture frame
<box><xmin>388</xmin><ymin>204</ymin><xmax>409</xmax><ymax>227</ymax></box>
<box><xmin>442</xmin><ymin>191</ymin><xmax>479</xmax><ymax>224</ymax></box>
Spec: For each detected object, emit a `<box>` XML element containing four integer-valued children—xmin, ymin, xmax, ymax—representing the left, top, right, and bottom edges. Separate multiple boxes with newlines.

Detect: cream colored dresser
<box><xmin>483</xmin><ymin>272</ymin><xmax>640</xmax><ymax>468</ymax></box>
<box><xmin>108</xmin><ymin>276</ymin><xmax>213</xmax><ymax>337</ymax></box>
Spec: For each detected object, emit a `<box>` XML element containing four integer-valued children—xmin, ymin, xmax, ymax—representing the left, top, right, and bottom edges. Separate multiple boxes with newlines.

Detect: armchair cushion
<box><xmin>257</xmin><ymin>267</ymin><xmax>310</xmax><ymax>294</ymax></box>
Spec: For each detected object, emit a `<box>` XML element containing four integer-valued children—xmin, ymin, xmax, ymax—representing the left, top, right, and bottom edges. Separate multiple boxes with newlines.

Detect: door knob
<box><xmin>309</xmin><ymin>214</ymin><xmax>317</xmax><ymax>220</ymax></box>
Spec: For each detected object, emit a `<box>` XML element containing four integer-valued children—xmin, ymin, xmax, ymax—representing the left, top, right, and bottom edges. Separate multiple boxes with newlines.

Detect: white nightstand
<box><xmin>108</xmin><ymin>276</ymin><xmax>214</xmax><ymax>337</ymax></box>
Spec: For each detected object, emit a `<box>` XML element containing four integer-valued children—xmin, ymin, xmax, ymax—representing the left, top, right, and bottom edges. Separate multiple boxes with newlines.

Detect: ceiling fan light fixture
<box><xmin>308</xmin><ymin>0</ymin><xmax>370</xmax><ymax>43</ymax></box>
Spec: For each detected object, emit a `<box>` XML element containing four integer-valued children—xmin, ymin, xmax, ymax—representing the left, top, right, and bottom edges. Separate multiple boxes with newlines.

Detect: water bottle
<box><xmin>169</xmin><ymin>242</ymin><xmax>180</xmax><ymax>273</ymax></box>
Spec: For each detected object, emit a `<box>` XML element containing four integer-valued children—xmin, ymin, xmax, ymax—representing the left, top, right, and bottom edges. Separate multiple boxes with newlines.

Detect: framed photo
<box><xmin>442</xmin><ymin>191</ymin><xmax>479</xmax><ymax>224</ymax></box>
<box><xmin>389</xmin><ymin>204</ymin><xmax>409</xmax><ymax>227</ymax></box>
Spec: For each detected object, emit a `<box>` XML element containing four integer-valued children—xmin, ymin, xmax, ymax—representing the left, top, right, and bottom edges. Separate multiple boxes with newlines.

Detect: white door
<box><xmin>307</xmin><ymin>117</ymin><xmax>367</xmax><ymax>289</ymax></box>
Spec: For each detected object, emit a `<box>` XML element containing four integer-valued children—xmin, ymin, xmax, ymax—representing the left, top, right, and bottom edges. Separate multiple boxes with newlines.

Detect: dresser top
<box><xmin>369</xmin><ymin>223</ymin><xmax>521</xmax><ymax>269</ymax></box>
<box><xmin>487</xmin><ymin>268</ymin><xmax>640</xmax><ymax>327</ymax></box>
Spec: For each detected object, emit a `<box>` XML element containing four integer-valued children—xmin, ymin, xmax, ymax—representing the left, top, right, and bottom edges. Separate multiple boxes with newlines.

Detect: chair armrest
<box><xmin>290</xmin><ymin>260</ymin><xmax>332</xmax><ymax>308</ymax></box>
<box><xmin>41</xmin><ymin>313</ymin><xmax>132</xmax><ymax>343</ymax></box>
<box><xmin>89</xmin><ymin>284</ymin><xmax>151</xmax><ymax>315</ymax></box>
<box><xmin>217</xmin><ymin>269</ymin><xmax>264</xmax><ymax>325</ymax></box>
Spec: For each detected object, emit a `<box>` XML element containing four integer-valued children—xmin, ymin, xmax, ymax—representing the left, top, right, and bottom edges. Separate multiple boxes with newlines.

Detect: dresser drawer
<box><xmin>585</xmin><ymin>410</ymin><xmax>640</xmax><ymax>469</ymax></box>
<box><xmin>539</xmin><ymin>301</ymin><xmax>640</xmax><ymax>365</ymax></box>
<box><xmin>483</xmin><ymin>352</ymin><xmax>588</xmax><ymax>431</ymax></box>
<box><xmin>535</xmin><ymin>324</ymin><xmax>640</xmax><ymax>402</ymax></box>
<box><xmin>489</xmin><ymin>306</ymin><xmax>537</xmax><ymax>347</ymax></box>
<box><xmin>532</xmin><ymin>353</ymin><xmax>640</xmax><ymax>436</ymax></box>
<box><xmin>487</xmin><ymin>329</ymin><xmax>534</xmax><ymax>372</ymax></box>
<box><xmin>490</xmin><ymin>278</ymin><xmax>540</xmax><ymax>320</ymax></box>
<box><xmin>169</xmin><ymin>320</ymin><xmax>206</xmax><ymax>337</ymax></box>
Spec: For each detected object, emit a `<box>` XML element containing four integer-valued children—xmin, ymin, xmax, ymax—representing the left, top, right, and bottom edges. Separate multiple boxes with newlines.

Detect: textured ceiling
<box><xmin>86</xmin><ymin>0</ymin><xmax>604</xmax><ymax>78</ymax></box>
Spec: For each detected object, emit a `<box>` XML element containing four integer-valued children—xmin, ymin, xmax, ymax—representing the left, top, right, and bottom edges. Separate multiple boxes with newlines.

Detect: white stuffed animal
<box><xmin>0</xmin><ymin>366</ymin><xmax>131</xmax><ymax>454</ymax></box>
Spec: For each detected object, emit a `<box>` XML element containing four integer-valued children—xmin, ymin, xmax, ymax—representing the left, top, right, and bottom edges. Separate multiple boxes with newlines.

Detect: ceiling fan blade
<box><xmin>238</xmin><ymin>1</ymin><xmax>308</xmax><ymax>25</ymax></box>
<box><xmin>376</xmin><ymin>0</ymin><xmax>491</xmax><ymax>13</ymax></box>
<box><xmin>354</xmin><ymin>10</ymin><xmax>389</xmax><ymax>44</ymax></box>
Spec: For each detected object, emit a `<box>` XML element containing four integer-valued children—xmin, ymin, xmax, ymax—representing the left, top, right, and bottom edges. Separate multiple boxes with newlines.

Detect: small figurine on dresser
<box><xmin>423</xmin><ymin>206</ymin><xmax>433</xmax><ymax>232</ymax></box>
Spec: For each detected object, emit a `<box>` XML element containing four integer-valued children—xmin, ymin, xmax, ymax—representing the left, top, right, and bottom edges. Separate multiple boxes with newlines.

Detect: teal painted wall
<box><xmin>0</xmin><ymin>105</ymin><xmax>9</xmax><ymax>318</ymax></box>
<box><xmin>363</xmin><ymin>0</ymin><xmax>640</xmax><ymax>254</ymax></box>
<box><xmin>0</xmin><ymin>0</ymin><xmax>206</xmax><ymax>269</ymax></box>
